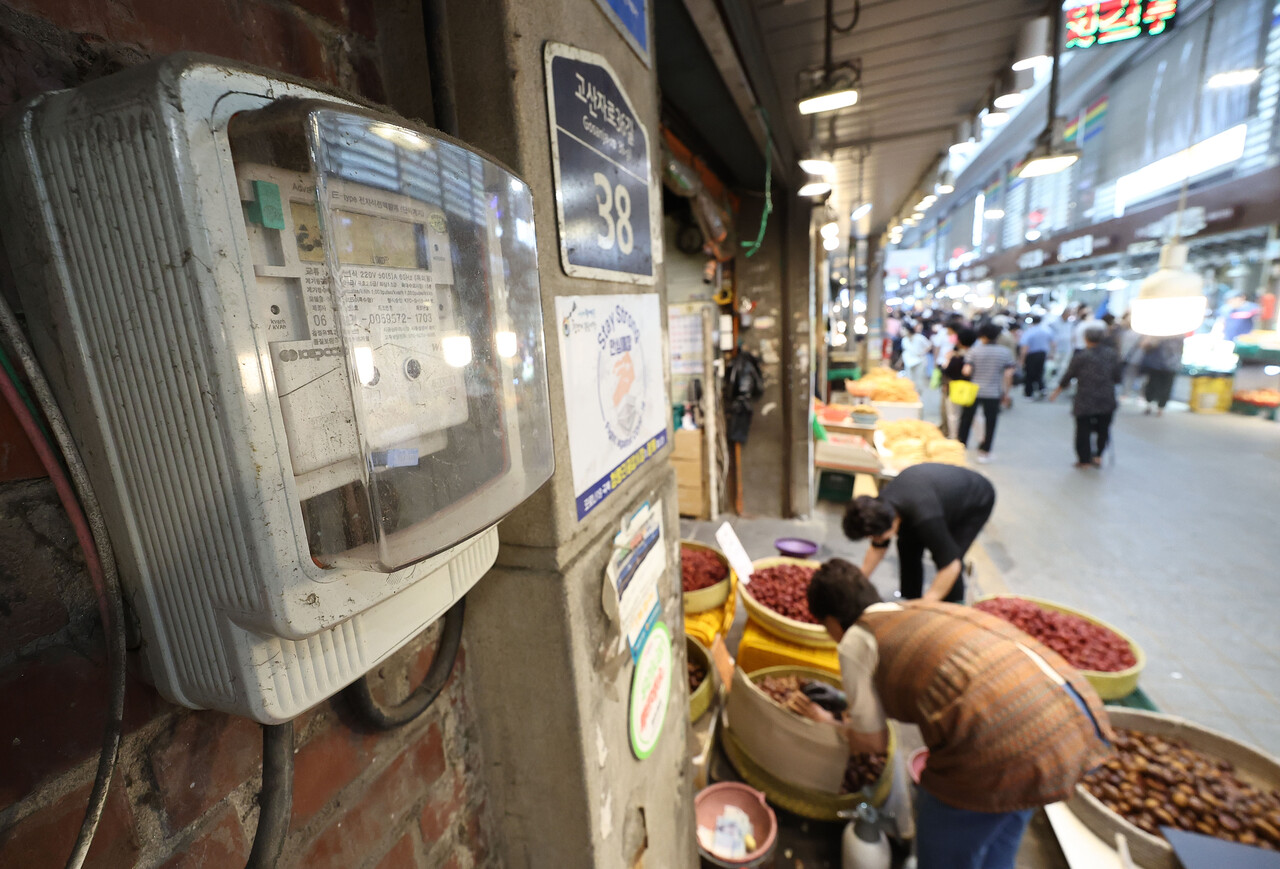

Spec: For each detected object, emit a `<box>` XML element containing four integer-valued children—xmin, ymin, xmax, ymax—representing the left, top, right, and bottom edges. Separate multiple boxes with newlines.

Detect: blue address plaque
<box><xmin>544</xmin><ymin>43</ymin><xmax>656</xmax><ymax>286</ymax></box>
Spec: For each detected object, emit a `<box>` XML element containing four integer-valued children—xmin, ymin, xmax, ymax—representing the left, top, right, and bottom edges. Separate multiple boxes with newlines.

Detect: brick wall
<box><xmin>0</xmin><ymin>1</ymin><xmax>493</xmax><ymax>866</ymax></box>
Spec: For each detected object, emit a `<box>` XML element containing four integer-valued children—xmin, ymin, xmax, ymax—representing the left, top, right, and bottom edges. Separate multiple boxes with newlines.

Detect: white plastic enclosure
<box><xmin>0</xmin><ymin>55</ymin><xmax>554</xmax><ymax>723</ymax></box>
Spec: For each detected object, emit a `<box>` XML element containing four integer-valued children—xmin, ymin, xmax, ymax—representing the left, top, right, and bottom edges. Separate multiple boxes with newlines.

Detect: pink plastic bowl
<box><xmin>693</xmin><ymin>782</ymin><xmax>778</xmax><ymax>866</ymax></box>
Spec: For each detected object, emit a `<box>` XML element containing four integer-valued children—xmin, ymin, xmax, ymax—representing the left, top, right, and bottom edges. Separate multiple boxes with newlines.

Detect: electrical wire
<box><xmin>0</xmin><ymin>296</ymin><xmax>127</xmax><ymax>869</ymax></box>
<box><xmin>829</xmin><ymin>0</ymin><xmax>861</xmax><ymax>34</ymax></box>
<box><xmin>741</xmin><ymin>107</ymin><xmax>774</xmax><ymax>259</ymax></box>
<box><xmin>346</xmin><ymin>598</ymin><xmax>465</xmax><ymax>729</ymax></box>
<box><xmin>245</xmin><ymin>722</ymin><xmax>294</xmax><ymax>869</ymax></box>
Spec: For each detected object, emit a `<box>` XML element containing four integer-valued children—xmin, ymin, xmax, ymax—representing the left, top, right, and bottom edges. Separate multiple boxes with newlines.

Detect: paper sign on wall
<box><xmin>556</xmin><ymin>294</ymin><xmax>668</xmax><ymax>519</ymax></box>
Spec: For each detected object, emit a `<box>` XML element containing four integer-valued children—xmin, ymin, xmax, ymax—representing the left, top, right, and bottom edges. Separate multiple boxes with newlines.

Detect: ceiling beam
<box><xmin>823</xmin><ymin>123</ymin><xmax>958</xmax><ymax>151</ymax></box>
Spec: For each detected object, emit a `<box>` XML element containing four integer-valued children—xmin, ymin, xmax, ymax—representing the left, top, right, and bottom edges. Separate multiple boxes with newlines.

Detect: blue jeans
<box><xmin>916</xmin><ymin>788</ymin><xmax>1033</xmax><ymax>869</ymax></box>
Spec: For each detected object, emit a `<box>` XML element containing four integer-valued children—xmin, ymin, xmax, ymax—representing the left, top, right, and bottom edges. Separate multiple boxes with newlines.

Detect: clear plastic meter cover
<box><xmin>229</xmin><ymin>102</ymin><xmax>553</xmax><ymax>573</ymax></box>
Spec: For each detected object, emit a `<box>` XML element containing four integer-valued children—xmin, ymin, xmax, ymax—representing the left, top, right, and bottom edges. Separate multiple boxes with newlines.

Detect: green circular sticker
<box><xmin>628</xmin><ymin>621</ymin><xmax>672</xmax><ymax>760</ymax></box>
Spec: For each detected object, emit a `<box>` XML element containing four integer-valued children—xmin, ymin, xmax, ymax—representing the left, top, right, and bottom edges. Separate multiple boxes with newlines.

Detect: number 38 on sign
<box><xmin>545</xmin><ymin>43</ymin><xmax>656</xmax><ymax>285</ymax></box>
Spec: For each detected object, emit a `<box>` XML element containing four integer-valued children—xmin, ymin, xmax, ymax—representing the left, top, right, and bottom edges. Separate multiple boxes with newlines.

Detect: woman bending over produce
<box><xmin>795</xmin><ymin>560</ymin><xmax>1113</xmax><ymax>869</ymax></box>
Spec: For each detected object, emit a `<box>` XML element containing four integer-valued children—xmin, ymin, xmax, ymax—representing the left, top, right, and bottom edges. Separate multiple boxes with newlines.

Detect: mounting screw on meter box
<box><xmin>0</xmin><ymin>54</ymin><xmax>555</xmax><ymax>724</ymax></box>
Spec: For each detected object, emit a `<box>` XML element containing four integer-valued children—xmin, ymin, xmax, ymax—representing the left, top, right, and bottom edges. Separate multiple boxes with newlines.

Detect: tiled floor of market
<box><xmin>683</xmin><ymin>389</ymin><xmax>1280</xmax><ymax>758</ymax></box>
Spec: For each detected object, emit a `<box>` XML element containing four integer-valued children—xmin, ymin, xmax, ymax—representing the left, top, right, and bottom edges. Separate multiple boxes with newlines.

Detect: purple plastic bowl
<box><xmin>774</xmin><ymin>537</ymin><xmax>819</xmax><ymax>558</ymax></box>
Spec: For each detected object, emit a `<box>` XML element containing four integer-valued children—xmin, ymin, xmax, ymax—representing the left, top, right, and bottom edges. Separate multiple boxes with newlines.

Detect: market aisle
<box><xmin>971</xmin><ymin>396</ymin><xmax>1280</xmax><ymax>756</ymax></box>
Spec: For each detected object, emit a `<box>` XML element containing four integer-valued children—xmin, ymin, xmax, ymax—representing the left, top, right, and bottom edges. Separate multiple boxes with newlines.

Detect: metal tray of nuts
<box><xmin>1067</xmin><ymin>708</ymin><xmax>1280</xmax><ymax>868</ymax></box>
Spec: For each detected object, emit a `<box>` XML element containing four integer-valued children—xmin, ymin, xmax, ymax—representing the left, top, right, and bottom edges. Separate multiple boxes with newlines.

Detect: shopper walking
<box><xmin>956</xmin><ymin>324</ymin><xmax>1015</xmax><ymax>462</ymax></box>
<box><xmin>798</xmin><ymin>561</ymin><xmax>1113</xmax><ymax>869</ymax></box>
<box><xmin>939</xmin><ymin>327</ymin><xmax>976</xmax><ymax>438</ymax></box>
<box><xmin>1018</xmin><ymin>315</ymin><xmax>1055</xmax><ymax>399</ymax></box>
<box><xmin>1050</xmin><ymin>324</ymin><xmax>1122</xmax><ymax>468</ymax></box>
<box><xmin>841</xmin><ymin>462</ymin><xmax>995</xmax><ymax>602</ymax></box>
<box><xmin>1116</xmin><ymin>313</ymin><xmax>1143</xmax><ymax>401</ymax></box>
<box><xmin>901</xmin><ymin>325</ymin><xmax>932</xmax><ymax>398</ymax></box>
<box><xmin>1139</xmin><ymin>336</ymin><xmax>1184</xmax><ymax>416</ymax></box>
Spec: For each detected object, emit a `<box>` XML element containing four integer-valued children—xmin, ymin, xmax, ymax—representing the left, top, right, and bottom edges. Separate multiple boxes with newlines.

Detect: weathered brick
<box><xmin>151</xmin><ymin>711</ymin><xmax>262</xmax><ymax>830</ymax></box>
<box><xmin>346</xmin><ymin>0</ymin><xmax>379</xmax><ymax>42</ymax></box>
<box><xmin>113</xmin><ymin>0</ymin><xmax>246</xmax><ymax>60</ymax></box>
<box><xmin>297</xmin><ymin>747</ymin><xmax>423</xmax><ymax>869</ymax></box>
<box><xmin>419</xmin><ymin>767</ymin><xmax>465</xmax><ymax>842</ymax></box>
<box><xmin>241</xmin><ymin>1</ymin><xmax>333</xmax><ymax>85</ymax></box>
<box><xmin>411</xmin><ymin>722</ymin><xmax>447</xmax><ymax>786</ymax></box>
<box><xmin>374</xmin><ymin>831</ymin><xmax>420</xmax><ymax>869</ymax></box>
<box><xmin>3</xmin><ymin>0</ymin><xmax>112</xmax><ymax>35</ymax></box>
<box><xmin>0</xmin><ymin>647</ymin><xmax>169</xmax><ymax>805</ymax></box>
<box><xmin>287</xmin><ymin>0</ymin><xmax>347</xmax><ymax>29</ymax></box>
<box><xmin>158</xmin><ymin>803</ymin><xmax>249</xmax><ymax>869</ymax></box>
<box><xmin>0</xmin><ymin>775</ymin><xmax>139</xmax><ymax>868</ymax></box>
<box><xmin>289</xmin><ymin>714</ymin><xmax>381</xmax><ymax>825</ymax></box>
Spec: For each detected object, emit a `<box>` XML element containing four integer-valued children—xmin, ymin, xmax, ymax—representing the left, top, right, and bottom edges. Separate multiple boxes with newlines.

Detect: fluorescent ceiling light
<box><xmin>982</xmin><ymin>109</ymin><xmax>1010</xmax><ymax>127</ymax></box>
<box><xmin>851</xmin><ymin>202</ymin><xmax>872</xmax><ymax>220</ymax></box>
<box><xmin>798</xmin><ymin>86</ymin><xmax>859</xmax><ymax>115</ymax></box>
<box><xmin>984</xmin><ymin>208</ymin><xmax>1005</xmax><ymax>219</ymax></box>
<box><xmin>799</xmin><ymin>157</ymin><xmax>837</xmax><ymax>175</ymax></box>
<box><xmin>994</xmin><ymin>92</ymin><xmax>1025</xmax><ymax>110</ymax></box>
<box><xmin>1113</xmin><ymin>124</ymin><xmax>1246</xmax><ymax>213</ymax></box>
<box><xmin>798</xmin><ymin>180</ymin><xmax>833</xmax><ymax>197</ymax></box>
<box><xmin>820</xmin><ymin>220</ymin><xmax>840</xmax><ymax>239</ymax></box>
<box><xmin>911</xmin><ymin>211</ymin><xmax>925</xmax><ymax>220</ymax></box>
<box><xmin>1025</xmin><ymin>230</ymin><xmax>1042</xmax><ymax>241</ymax></box>
<box><xmin>822</xmin><ymin>235</ymin><xmax>840</xmax><ymax>250</ymax></box>
<box><xmin>903</xmin><ymin>217</ymin><xmax>917</xmax><ymax>227</ymax></box>
<box><xmin>1207</xmin><ymin>69</ymin><xmax>1260</xmax><ymax>88</ymax></box>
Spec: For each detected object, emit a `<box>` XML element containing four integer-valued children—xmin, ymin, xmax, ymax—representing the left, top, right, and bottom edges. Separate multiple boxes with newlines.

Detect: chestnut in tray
<box><xmin>1082</xmin><ymin>728</ymin><xmax>1280</xmax><ymax>848</ymax></box>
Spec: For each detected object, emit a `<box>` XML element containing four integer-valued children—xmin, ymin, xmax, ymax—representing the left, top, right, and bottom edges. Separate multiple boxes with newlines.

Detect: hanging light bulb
<box><xmin>1132</xmin><ymin>244</ymin><xmax>1207</xmax><ymax>336</ymax></box>
<box><xmin>820</xmin><ymin>220</ymin><xmax>840</xmax><ymax>239</ymax></box>
<box><xmin>798</xmin><ymin>180</ymin><xmax>833</xmax><ymax>197</ymax></box>
<box><xmin>822</xmin><ymin>234</ymin><xmax>840</xmax><ymax>251</ymax></box>
<box><xmin>798</xmin><ymin>147</ymin><xmax>836</xmax><ymax>175</ymax></box>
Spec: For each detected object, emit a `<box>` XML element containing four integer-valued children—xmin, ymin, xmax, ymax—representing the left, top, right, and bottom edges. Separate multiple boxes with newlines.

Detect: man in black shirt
<box><xmin>841</xmin><ymin>463</ymin><xmax>996</xmax><ymax>602</ymax></box>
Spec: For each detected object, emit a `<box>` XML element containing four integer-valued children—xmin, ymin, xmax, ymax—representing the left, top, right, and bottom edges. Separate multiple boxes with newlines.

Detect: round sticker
<box><xmin>628</xmin><ymin>621</ymin><xmax>672</xmax><ymax>760</ymax></box>
<box><xmin>596</xmin><ymin>305</ymin><xmax>647</xmax><ymax>450</ymax></box>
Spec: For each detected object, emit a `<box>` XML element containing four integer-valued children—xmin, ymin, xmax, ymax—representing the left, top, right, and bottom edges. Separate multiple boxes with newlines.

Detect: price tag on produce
<box><xmin>715</xmin><ymin>522</ymin><xmax>754</xmax><ymax>585</ymax></box>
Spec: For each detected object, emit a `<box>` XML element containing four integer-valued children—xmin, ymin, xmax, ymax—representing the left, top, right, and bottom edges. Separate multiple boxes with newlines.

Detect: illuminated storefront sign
<box><xmin>1065</xmin><ymin>0</ymin><xmax>1178</xmax><ymax>50</ymax></box>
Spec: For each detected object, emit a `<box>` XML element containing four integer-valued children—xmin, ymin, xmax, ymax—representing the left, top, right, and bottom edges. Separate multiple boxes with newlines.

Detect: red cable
<box><xmin>0</xmin><ymin>366</ymin><xmax>110</xmax><ymax>631</ymax></box>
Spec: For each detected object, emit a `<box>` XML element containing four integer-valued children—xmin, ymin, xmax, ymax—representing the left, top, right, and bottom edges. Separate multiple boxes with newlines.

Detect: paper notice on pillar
<box><xmin>555</xmin><ymin>294</ymin><xmax>668</xmax><ymax>520</ymax></box>
<box><xmin>603</xmin><ymin>499</ymin><xmax>665</xmax><ymax>661</ymax></box>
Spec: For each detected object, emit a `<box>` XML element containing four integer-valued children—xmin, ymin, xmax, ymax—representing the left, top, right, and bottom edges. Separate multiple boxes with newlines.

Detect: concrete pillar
<box><xmin>445</xmin><ymin>1</ymin><xmax>694</xmax><ymax>866</ymax></box>
<box><xmin>782</xmin><ymin>196</ymin><xmax>814</xmax><ymax>518</ymax></box>
<box><xmin>862</xmin><ymin>235</ymin><xmax>884</xmax><ymax>372</ymax></box>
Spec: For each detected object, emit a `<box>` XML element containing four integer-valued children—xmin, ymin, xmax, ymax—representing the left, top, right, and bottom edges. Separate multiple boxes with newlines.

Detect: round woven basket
<box><xmin>686</xmin><ymin>633</ymin><xmax>715</xmax><ymax>723</ymax></box>
<box><xmin>739</xmin><ymin>557</ymin><xmax>832</xmax><ymax>648</ymax></box>
<box><xmin>681</xmin><ymin>540</ymin><xmax>733</xmax><ymax>614</ymax></box>
<box><xmin>721</xmin><ymin>665</ymin><xmax>895</xmax><ymax>822</ymax></box>
<box><xmin>973</xmin><ymin>593</ymin><xmax>1145</xmax><ymax>700</ymax></box>
<box><xmin>1067</xmin><ymin>708</ymin><xmax>1280</xmax><ymax>868</ymax></box>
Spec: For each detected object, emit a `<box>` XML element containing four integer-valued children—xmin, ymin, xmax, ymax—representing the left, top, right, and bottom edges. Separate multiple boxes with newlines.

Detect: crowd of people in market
<box><xmin>881</xmin><ymin>306</ymin><xmax>1189</xmax><ymax>466</ymax></box>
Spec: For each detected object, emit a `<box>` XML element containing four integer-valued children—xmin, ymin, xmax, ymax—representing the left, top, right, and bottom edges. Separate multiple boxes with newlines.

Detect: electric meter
<box><xmin>0</xmin><ymin>55</ymin><xmax>554</xmax><ymax>723</ymax></box>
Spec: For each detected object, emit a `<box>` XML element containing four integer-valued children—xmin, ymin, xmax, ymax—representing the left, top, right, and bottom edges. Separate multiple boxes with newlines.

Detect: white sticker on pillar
<box><xmin>715</xmin><ymin>522</ymin><xmax>755</xmax><ymax>585</ymax></box>
<box><xmin>605</xmin><ymin>499</ymin><xmax>664</xmax><ymax>661</ymax></box>
<box><xmin>556</xmin><ymin>294</ymin><xmax>668</xmax><ymax>520</ymax></box>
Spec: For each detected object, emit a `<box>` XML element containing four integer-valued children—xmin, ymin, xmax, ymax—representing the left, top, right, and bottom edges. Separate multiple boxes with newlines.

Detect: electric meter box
<box><xmin>0</xmin><ymin>55</ymin><xmax>555</xmax><ymax>723</ymax></box>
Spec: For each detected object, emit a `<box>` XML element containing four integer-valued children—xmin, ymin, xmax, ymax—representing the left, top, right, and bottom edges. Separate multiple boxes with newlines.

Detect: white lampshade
<box><xmin>1013</xmin><ymin>17</ymin><xmax>1051</xmax><ymax>71</ymax></box>
<box><xmin>1131</xmin><ymin>244</ymin><xmax>1207</xmax><ymax>336</ymax></box>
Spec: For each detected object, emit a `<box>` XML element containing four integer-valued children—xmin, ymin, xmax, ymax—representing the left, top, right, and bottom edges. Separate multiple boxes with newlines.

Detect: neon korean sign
<box><xmin>1065</xmin><ymin>0</ymin><xmax>1177</xmax><ymax>50</ymax></box>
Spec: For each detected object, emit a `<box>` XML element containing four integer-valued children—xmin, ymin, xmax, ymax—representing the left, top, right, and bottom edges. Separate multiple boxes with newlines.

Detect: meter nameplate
<box><xmin>235</xmin><ymin>164</ymin><xmax>466</xmax><ymax>493</ymax></box>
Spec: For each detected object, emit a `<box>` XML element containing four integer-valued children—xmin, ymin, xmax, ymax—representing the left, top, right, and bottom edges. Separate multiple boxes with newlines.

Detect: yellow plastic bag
<box><xmin>949</xmin><ymin>380</ymin><xmax>979</xmax><ymax>407</ymax></box>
